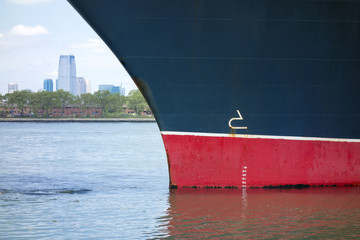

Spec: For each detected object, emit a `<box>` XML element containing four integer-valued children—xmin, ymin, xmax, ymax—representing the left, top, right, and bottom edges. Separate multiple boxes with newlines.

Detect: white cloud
<box><xmin>7</xmin><ymin>0</ymin><xmax>50</xmax><ymax>5</ymax></box>
<box><xmin>91</xmin><ymin>48</ymin><xmax>106</xmax><ymax>53</ymax></box>
<box><xmin>0</xmin><ymin>33</ymin><xmax>12</xmax><ymax>50</ymax></box>
<box><xmin>11</xmin><ymin>24</ymin><xmax>49</xmax><ymax>36</ymax></box>
<box><xmin>29</xmin><ymin>60</ymin><xmax>44</xmax><ymax>67</ymax></box>
<box><xmin>71</xmin><ymin>38</ymin><xmax>106</xmax><ymax>53</ymax></box>
<box><xmin>0</xmin><ymin>40</ymin><xmax>10</xmax><ymax>46</ymax></box>
<box><xmin>0</xmin><ymin>25</ymin><xmax>49</xmax><ymax>51</ymax></box>
<box><xmin>45</xmin><ymin>70</ymin><xmax>58</xmax><ymax>77</ymax></box>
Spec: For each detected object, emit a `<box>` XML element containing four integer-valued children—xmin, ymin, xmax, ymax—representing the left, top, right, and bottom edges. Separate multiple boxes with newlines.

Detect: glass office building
<box><xmin>43</xmin><ymin>79</ymin><xmax>53</xmax><ymax>92</ymax></box>
<box><xmin>99</xmin><ymin>84</ymin><xmax>125</xmax><ymax>95</ymax></box>
<box><xmin>76</xmin><ymin>77</ymin><xmax>87</xmax><ymax>96</ymax></box>
<box><xmin>58</xmin><ymin>55</ymin><xmax>77</xmax><ymax>95</ymax></box>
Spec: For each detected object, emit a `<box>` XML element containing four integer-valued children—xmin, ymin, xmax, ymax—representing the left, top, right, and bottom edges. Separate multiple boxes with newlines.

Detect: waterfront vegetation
<box><xmin>0</xmin><ymin>89</ymin><xmax>151</xmax><ymax>118</ymax></box>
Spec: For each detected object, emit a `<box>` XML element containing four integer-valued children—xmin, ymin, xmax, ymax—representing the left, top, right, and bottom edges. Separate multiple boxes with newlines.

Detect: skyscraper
<box><xmin>76</xmin><ymin>77</ymin><xmax>86</xmax><ymax>96</ymax></box>
<box><xmin>85</xmin><ymin>78</ymin><xmax>91</xmax><ymax>93</ymax></box>
<box><xmin>58</xmin><ymin>55</ymin><xmax>77</xmax><ymax>95</ymax></box>
<box><xmin>75</xmin><ymin>77</ymin><xmax>91</xmax><ymax>96</ymax></box>
<box><xmin>8</xmin><ymin>83</ymin><xmax>18</xmax><ymax>93</ymax></box>
<box><xmin>43</xmin><ymin>79</ymin><xmax>53</xmax><ymax>92</ymax></box>
<box><xmin>119</xmin><ymin>83</ymin><xmax>125</xmax><ymax>96</ymax></box>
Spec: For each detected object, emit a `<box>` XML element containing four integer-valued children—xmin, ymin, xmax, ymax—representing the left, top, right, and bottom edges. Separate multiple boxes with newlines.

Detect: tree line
<box><xmin>0</xmin><ymin>89</ymin><xmax>150</xmax><ymax>118</ymax></box>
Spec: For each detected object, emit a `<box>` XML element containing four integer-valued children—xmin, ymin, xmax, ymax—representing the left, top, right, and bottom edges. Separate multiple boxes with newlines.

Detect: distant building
<box><xmin>58</xmin><ymin>55</ymin><xmax>77</xmax><ymax>95</ymax></box>
<box><xmin>76</xmin><ymin>77</ymin><xmax>87</xmax><ymax>96</ymax></box>
<box><xmin>119</xmin><ymin>84</ymin><xmax>125</xmax><ymax>96</ymax></box>
<box><xmin>99</xmin><ymin>84</ymin><xmax>113</xmax><ymax>92</ymax></box>
<box><xmin>112</xmin><ymin>86</ymin><xmax>120</xmax><ymax>94</ymax></box>
<box><xmin>76</xmin><ymin>77</ymin><xmax>91</xmax><ymax>95</ymax></box>
<box><xmin>85</xmin><ymin>78</ymin><xmax>91</xmax><ymax>93</ymax></box>
<box><xmin>8</xmin><ymin>83</ymin><xmax>18</xmax><ymax>93</ymax></box>
<box><xmin>43</xmin><ymin>79</ymin><xmax>53</xmax><ymax>92</ymax></box>
<box><xmin>98</xmin><ymin>84</ymin><xmax>125</xmax><ymax>95</ymax></box>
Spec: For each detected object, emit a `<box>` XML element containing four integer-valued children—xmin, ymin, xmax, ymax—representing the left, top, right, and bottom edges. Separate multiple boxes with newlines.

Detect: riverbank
<box><xmin>0</xmin><ymin>118</ymin><xmax>155</xmax><ymax>123</ymax></box>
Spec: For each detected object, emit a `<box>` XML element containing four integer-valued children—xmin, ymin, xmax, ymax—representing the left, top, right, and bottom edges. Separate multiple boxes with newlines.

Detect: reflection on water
<box><xmin>161</xmin><ymin>188</ymin><xmax>360</xmax><ymax>239</ymax></box>
<box><xmin>1</xmin><ymin>123</ymin><xmax>360</xmax><ymax>239</ymax></box>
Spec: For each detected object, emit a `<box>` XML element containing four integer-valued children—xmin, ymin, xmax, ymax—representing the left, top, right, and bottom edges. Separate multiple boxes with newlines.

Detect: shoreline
<box><xmin>0</xmin><ymin>118</ymin><xmax>156</xmax><ymax>123</ymax></box>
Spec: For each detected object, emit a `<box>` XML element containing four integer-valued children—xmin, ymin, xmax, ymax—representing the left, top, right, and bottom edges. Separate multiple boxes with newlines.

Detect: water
<box><xmin>1</xmin><ymin>122</ymin><xmax>360</xmax><ymax>239</ymax></box>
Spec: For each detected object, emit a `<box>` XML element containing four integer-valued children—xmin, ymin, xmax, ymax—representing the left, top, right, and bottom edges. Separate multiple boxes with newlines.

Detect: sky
<box><xmin>0</xmin><ymin>0</ymin><xmax>136</xmax><ymax>95</ymax></box>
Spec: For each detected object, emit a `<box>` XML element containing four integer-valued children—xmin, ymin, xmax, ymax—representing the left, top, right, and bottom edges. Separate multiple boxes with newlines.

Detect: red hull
<box><xmin>162</xmin><ymin>133</ymin><xmax>360</xmax><ymax>188</ymax></box>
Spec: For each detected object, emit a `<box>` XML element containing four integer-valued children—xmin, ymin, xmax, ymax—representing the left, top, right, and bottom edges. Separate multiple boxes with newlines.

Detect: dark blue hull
<box><xmin>68</xmin><ymin>0</ymin><xmax>360</xmax><ymax>188</ymax></box>
<box><xmin>69</xmin><ymin>0</ymin><xmax>360</xmax><ymax>139</ymax></box>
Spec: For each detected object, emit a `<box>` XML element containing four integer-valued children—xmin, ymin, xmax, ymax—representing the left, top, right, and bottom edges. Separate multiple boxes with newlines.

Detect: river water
<box><xmin>0</xmin><ymin>122</ymin><xmax>359</xmax><ymax>239</ymax></box>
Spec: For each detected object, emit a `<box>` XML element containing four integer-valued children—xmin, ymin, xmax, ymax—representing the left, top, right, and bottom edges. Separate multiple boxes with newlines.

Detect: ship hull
<box><xmin>163</xmin><ymin>132</ymin><xmax>360</xmax><ymax>188</ymax></box>
<box><xmin>68</xmin><ymin>0</ymin><xmax>360</xmax><ymax>188</ymax></box>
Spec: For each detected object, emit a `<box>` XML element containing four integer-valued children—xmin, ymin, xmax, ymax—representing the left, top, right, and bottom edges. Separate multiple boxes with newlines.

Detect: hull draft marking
<box><xmin>242</xmin><ymin>166</ymin><xmax>247</xmax><ymax>188</ymax></box>
<box><xmin>229</xmin><ymin>110</ymin><xmax>248</xmax><ymax>130</ymax></box>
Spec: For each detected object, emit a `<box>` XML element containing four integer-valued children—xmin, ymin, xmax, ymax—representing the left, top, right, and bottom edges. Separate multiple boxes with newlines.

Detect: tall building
<box><xmin>76</xmin><ymin>77</ymin><xmax>91</xmax><ymax>96</ymax></box>
<box><xmin>58</xmin><ymin>55</ymin><xmax>77</xmax><ymax>95</ymax></box>
<box><xmin>43</xmin><ymin>79</ymin><xmax>53</xmax><ymax>92</ymax></box>
<box><xmin>8</xmin><ymin>83</ymin><xmax>18</xmax><ymax>93</ymax></box>
<box><xmin>85</xmin><ymin>78</ymin><xmax>91</xmax><ymax>93</ymax></box>
<box><xmin>98</xmin><ymin>84</ymin><xmax>125</xmax><ymax>96</ymax></box>
<box><xmin>76</xmin><ymin>77</ymin><xmax>86</xmax><ymax>96</ymax></box>
<box><xmin>119</xmin><ymin>83</ymin><xmax>125</xmax><ymax>96</ymax></box>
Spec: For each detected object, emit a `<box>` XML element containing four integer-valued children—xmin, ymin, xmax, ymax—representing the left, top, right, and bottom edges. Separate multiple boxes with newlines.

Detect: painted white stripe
<box><xmin>161</xmin><ymin>131</ymin><xmax>360</xmax><ymax>143</ymax></box>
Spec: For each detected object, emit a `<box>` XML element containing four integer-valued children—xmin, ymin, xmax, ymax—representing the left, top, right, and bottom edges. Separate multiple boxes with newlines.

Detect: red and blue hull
<box><xmin>68</xmin><ymin>0</ymin><xmax>360</xmax><ymax>188</ymax></box>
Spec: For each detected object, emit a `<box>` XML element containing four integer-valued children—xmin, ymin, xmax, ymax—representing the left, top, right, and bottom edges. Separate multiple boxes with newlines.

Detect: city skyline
<box><xmin>0</xmin><ymin>0</ymin><xmax>136</xmax><ymax>95</ymax></box>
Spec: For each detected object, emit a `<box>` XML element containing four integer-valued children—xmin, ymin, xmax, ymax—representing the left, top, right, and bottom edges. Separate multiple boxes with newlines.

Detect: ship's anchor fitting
<box><xmin>229</xmin><ymin>110</ymin><xmax>248</xmax><ymax>130</ymax></box>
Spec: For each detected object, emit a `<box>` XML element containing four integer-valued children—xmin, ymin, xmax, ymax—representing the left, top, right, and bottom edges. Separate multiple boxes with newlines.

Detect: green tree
<box><xmin>55</xmin><ymin>90</ymin><xmax>75</xmax><ymax>117</ymax></box>
<box><xmin>31</xmin><ymin>91</ymin><xmax>57</xmax><ymax>117</ymax></box>
<box><xmin>81</xmin><ymin>93</ymin><xmax>97</xmax><ymax>107</ymax></box>
<box><xmin>75</xmin><ymin>93</ymin><xmax>97</xmax><ymax>117</ymax></box>
<box><xmin>28</xmin><ymin>92</ymin><xmax>41</xmax><ymax>117</ymax></box>
<box><xmin>107</xmin><ymin>94</ymin><xmax>126</xmax><ymax>117</ymax></box>
<box><xmin>94</xmin><ymin>90</ymin><xmax>112</xmax><ymax>117</ymax></box>
<box><xmin>74</xmin><ymin>95</ymin><xmax>83</xmax><ymax>116</ymax></box>
<box><xmin>4</xmin><ymin>93</ymin><xmax>16</xmax><ymax>116</ymax></box>
<box><xmin>0</xmin><ymin>93</ymin><xmax>4</xmax><ymax>117</ymax></box>
<box><xmin>7</xmin><ymin>90</ymin><xmax>32</xmax><ymax>116</ymax></box>
<box><xmin>126</xmin><ymin>89</ymin><xmax>149</xmax><ymax>115</ymax></box>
